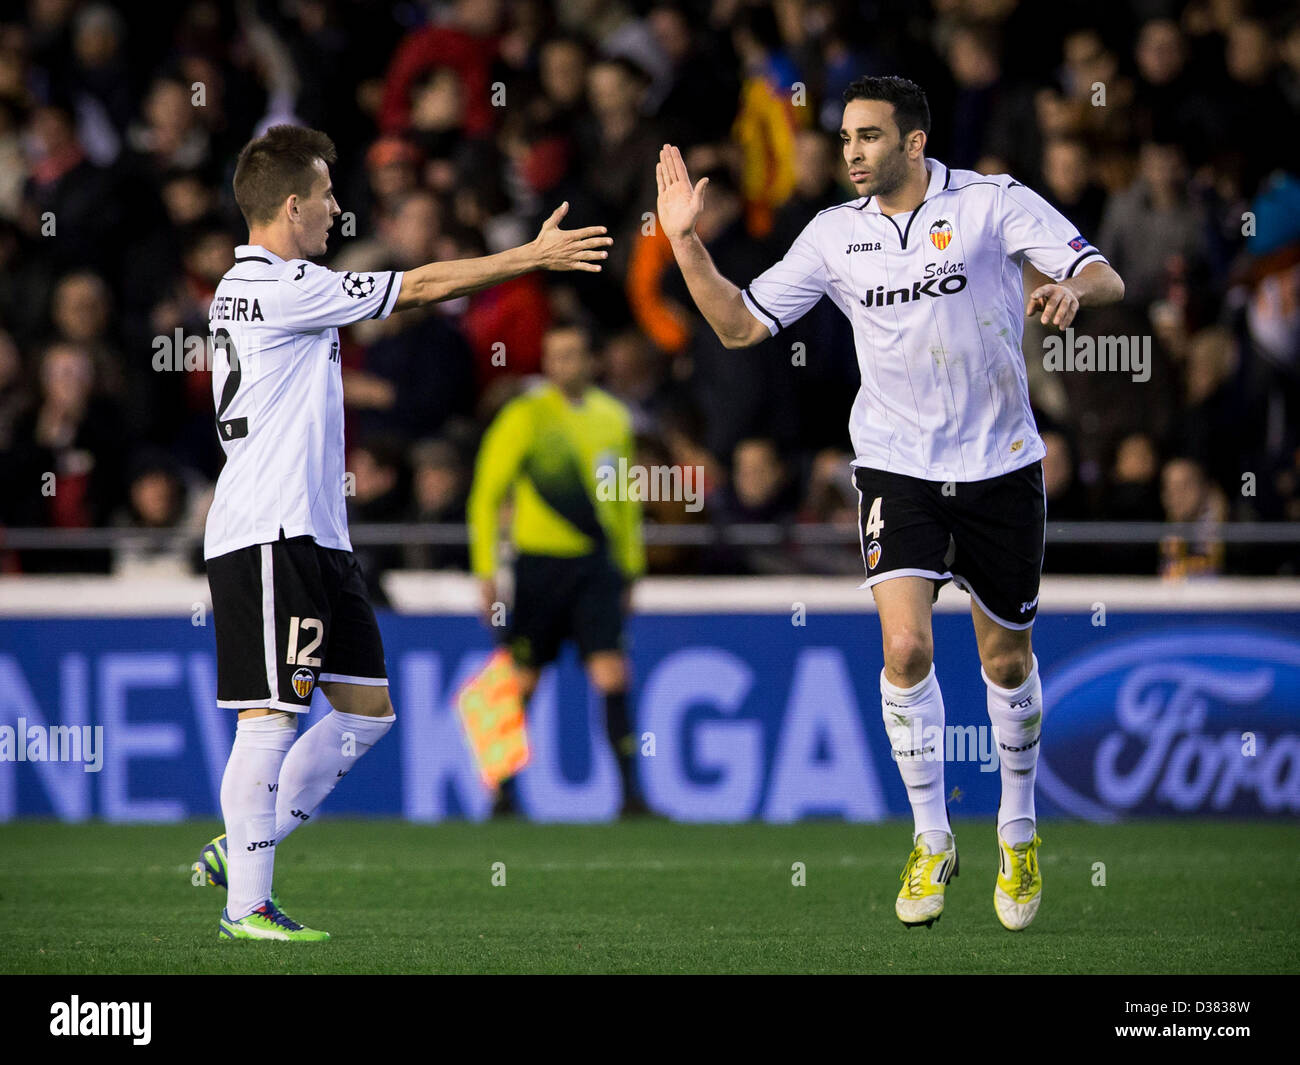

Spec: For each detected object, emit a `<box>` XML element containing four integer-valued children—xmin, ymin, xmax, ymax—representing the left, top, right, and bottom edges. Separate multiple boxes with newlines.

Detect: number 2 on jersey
<box><xmin>212</xmin><ymin>327</ymin><xmax>250</xmax><ymax>440</ymax></box>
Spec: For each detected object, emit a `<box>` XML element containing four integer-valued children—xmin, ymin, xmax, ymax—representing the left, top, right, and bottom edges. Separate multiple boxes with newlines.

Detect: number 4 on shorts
<box><xmin>865</xmin><ymin>496</ymin><xmax>884</xmax><ymax>539</ymax></box>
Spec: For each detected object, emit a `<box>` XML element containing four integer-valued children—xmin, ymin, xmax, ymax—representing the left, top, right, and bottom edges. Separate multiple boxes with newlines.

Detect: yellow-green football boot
<box><xmin>219</xmin><ymin>900</ymin><xmax>330</xmax><ymax>942</ymax></box>
<box><xmin>994</xmin><ymin>831</ymin><xmax>1043</xmax><ymax>931</ymax></box>
<box><xmin>895</xmin><ymin>832</ymin><xmax>959</xmax><ymax>928</ymax></box>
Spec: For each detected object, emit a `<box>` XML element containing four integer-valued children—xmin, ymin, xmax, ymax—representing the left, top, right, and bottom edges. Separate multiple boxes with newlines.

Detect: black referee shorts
<box><xmin>206</xmin><ymin>535</ymin><xmax>388</xmax><ymax>712</ymax></box>
<box><xmin>504</xmin><ymin>552</ymin><xmax>627</xmax><ymax>669</ymax></box>
<box><xmin>852</xmin><ymin>461</ymin><xmax>1046</xmax><ymax>630</ymax></box>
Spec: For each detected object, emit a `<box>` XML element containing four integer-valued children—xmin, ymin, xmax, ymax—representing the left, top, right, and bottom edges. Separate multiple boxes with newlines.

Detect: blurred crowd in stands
<box><xmin>0</xmin><ymin>0</ymin><xmax>1297</xmax><ymax>581</ymax></box>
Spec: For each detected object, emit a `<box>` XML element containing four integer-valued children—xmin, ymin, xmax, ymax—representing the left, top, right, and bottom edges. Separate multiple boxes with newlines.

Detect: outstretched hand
<box><xmin>656</xmin><ymin>143</ymin><xmax>709</xmax><ymax>241</ymax></box>
<box><xmin>1026</xmin><ymin>283</ymin><xmax>1081</xmax><ymax>329</ymax></box>
<box><xmin>533</xmin><ymin>202</ymin><xmax>612</xmax><ymax>272</ymax></box>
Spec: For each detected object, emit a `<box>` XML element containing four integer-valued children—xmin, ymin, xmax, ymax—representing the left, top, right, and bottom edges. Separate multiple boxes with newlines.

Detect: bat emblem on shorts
<box><xmin>291</xmin><ymin>667</ymin><xmax>315</xmax><ymax>698</ymax></box>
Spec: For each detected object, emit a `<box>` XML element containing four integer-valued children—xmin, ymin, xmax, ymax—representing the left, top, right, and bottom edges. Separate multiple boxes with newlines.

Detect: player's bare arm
<box><xmin>1026</xmin><ymin>260</ymin><xmax>1125</xmax><ymax>329</ymax></box>
<box><xmin>393</xmin><ymin>201</ymin><xmax>611</xmax><ymax>310</ymax></box>
<box><xmin>656</xmin><ymin>144</ymin><xmax>770</xmax><ymax>350</ymax></box>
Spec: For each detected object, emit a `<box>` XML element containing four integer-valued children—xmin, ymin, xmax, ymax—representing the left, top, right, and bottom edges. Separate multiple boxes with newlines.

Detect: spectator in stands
<box><xmin>1042</xmin><ymin>429</ymin><xmax>1093</xmax><ymax>573</ymax></box>
<box><xmin>599</xmin><ymin>328</ymin><xmax>673</xmax><ymax>437</ymax></box>
<box><xmin>711</xmin><ymin>436</ymin><xmax>800</xmax><ymax>574</ymax></box>
<box><xmin>795</xmin><ymin>448</ymin><xmax>861</xmax><ymax>576</ymax></box>
<box><xmin>1159</xmin><ymin>456</ymin><xmax>1225</xmax><ymax>579</ymax></box>
<box><xmin>1100</xmin><ymin>432</ymin><xmax>1163</xmax><ymax>573</ymax></box>
<box><xmin>944</xmin><ymin>20</ymin><xmax>1037</xmax><ymax>179</ymax></box>
<box><xmin>1099</xmin><ymin>140</ymin><xmax>1209</xmax><ymax>309</ymax></box>
<box><xmin>0</xmin><ymin>0</ymin><xmax>1295</xmax><ymax>578</ymax></box>
<box><xmin>346</xmin><ymin>436</ymin><xmax>411</xmax><ymax>605</ymax></box>
<box><xmin>1040</xmin><ymin>135</ymin><xmax>1106</xmax><ymax>244</ymax></box>
<box><xmin>404</xmin><ymin>437</ymin><xmax>471</xmax><ymax>571</ymax></box>
<box><xmin>646</xmin><ymin>1</ymin><xmax>739</xmax><ymax>146</ymax></box>
<box><xmin>379</xmin><ymin>0</ymin><xmax>503</xmax><ymax>139</ymax></box>
<box><xmin>21</xmin><ymin>102</ymin><xmax>120</xmax><ymax>275</ymax></box>
<box><xmin>111</xmin><ymin>448</ymin><xmax>207</xmax><ymax>578</ymax></box>
<box><xmin>4</xmin><ymin>341</ymin><xmax>127</xmax><ymax>571</ymax></box>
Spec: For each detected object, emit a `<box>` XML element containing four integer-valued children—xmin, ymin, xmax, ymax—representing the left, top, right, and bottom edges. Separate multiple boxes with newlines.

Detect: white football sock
<box><xmin>984</xmin><ymin>654</ymin><xmax>1042</xmax><ymax>843</ymax></box>
<box><xmin>221</xmin><ymin>713</ymin><xmax>297</xmax><ymax>920</ymax></box>
<box><xmin>881</xmin><ymin>665</ymin><xmax>952</xmax><ymax>840</ymax></box>
<box><xmin>274</xmin><ymin>710</ymin><xmax>395</xmax><ymax>842</ymax></box>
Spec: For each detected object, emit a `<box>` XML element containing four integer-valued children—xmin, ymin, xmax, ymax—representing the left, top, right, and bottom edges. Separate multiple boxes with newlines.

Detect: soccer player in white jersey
<box><xmin>656</xmin><ymin>76</ymin><xmax>1124</xmax><ymax>931</ymax></box>
<box><xmin>194</xmin><ymin>125</ymin><xmax>611</xmax><ymax>941</ymax></box>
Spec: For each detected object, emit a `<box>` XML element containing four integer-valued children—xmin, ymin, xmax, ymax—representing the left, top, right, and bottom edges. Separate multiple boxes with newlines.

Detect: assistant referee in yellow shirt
<box><xmin>468</xmin><ymin>321</ymin><xmax>647</xmax><ymax>816</ymax></box>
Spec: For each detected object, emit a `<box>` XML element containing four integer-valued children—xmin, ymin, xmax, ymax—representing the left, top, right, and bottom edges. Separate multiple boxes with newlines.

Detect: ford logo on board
<box><xmin>1038</xmin><ymin>631</ymin><xmax>1300</xmax><ymax>821</ymax></box>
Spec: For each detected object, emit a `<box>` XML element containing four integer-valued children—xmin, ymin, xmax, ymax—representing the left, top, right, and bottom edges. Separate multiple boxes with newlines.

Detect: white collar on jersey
<box><xmin>857</xmin><ymin>157</ymin><xmax>950</xmax><ymax>214</ymax></box>
<box><xmin>234</xmin><ymin>244</ymin><xmax>287</xmax><ymax>265</ymax></box>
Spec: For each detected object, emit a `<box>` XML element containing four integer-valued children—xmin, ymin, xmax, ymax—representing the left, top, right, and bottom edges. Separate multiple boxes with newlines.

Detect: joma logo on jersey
<box><xmin>845</xmin><ymin>241</ymin><xmax>882</xmax><ymax>254</ymax></box>
<box><xmin>860</xmin><ymin>273</ymin><xmax>968</xmax><ymax>307</ymax></box>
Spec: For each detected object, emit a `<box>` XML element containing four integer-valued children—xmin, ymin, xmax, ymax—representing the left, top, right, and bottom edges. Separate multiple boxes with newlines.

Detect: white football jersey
<box><xmin>741</xmin><ymin>158</ymin><xmax>1109</xmax><ymax>482</ymax></box>
<box><xmin>203</xmin><ymin>245</ymin><xmax>403</xmax><ymax>559</ymax></box>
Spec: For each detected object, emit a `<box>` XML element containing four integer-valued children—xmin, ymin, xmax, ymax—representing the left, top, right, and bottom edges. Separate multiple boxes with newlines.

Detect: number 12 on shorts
<box><xmin>286</xmin><ymin>615</ymin><xmax>323</xmax><ymax>667</ymax></box>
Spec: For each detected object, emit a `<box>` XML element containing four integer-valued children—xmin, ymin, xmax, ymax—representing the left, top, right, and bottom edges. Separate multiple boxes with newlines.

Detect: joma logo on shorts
<box><xmin>1019</xmin><ymin>595</ymin><xmax>1039</xmax><ymax>613</ymax></box>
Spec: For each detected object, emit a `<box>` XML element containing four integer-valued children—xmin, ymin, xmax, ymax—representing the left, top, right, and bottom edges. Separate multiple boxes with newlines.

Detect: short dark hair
<box><xmin>233</xmin><ymin>125</ymin><xmax>337</xmax><ymax>227</ymax></box>
<box><xmin>842</xmin><ymin>75</ymin><xmax>930</xmax><ymax>140</ymax></box>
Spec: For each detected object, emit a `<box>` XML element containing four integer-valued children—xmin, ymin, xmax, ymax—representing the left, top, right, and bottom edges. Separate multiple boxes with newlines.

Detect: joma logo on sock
<box><xmin>246</xmin><ymin>839</ymin><xmax>276</xmax><ymax>851</ymax></box>
<box><xmin>1010</xmin><ymin>697</ymin><xmax>1035</xmax><ymax>709</ymax></box>
<box><xmin>290</xmin><ymin>809</ymin><xmax>310</xmax><ymax>821</ymax></box>
<box><xmin>50</xmin><ymin>997</ymin><xmax>151</xmax><ymax>1045</ymax></box>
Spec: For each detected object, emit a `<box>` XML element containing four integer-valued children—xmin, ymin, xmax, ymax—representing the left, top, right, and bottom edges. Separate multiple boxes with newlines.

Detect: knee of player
<box><xmin>882</xmin><ymin>631</ymin><xmax>933</xmax><ymax>682</ymax></box>
<box><xmin>586</xmin><ymin>656</ymin><xmax>627</xmax><ymax>692</ymax></box>
<box><xmin>369</xmin><ymin>688</ymin><xmax>397</xmax><ymax>720</ymax></box>
<box><xmin>983</xmin><ymin>648</ymin><xmax>1032</xmax><ymax>690</ymax></box>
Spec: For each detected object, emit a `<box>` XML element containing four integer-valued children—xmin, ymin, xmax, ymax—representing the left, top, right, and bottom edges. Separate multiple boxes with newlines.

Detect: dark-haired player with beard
<box><xmin>656</xmin><ymin>77</ymin><xmax>1123</xmax><ymax>930</ymax></box>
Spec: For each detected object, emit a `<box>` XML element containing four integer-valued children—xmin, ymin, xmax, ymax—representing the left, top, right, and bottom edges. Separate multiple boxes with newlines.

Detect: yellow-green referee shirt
<box><xmin>468</xmin><ymin>382</ymin><xmax>645</xmax><ymax>581</ymax></box>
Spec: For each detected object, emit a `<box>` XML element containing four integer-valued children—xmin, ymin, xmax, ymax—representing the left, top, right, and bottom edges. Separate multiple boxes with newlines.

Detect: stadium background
<box><xmin>0</xmin><ymin>0</ymin><xmax>1298</xmax><ymax>830</ymax></box>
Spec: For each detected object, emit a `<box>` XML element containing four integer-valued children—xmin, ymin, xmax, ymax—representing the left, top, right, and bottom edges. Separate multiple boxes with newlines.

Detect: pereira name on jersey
<box><xmin>203</xmin><ymin>245</ymin><xmax>403</xmax><ymax>560</ymax></box>
<box><xmin>740</xmin><ymin>158</ymin><xmax>1109</xmax><ymax>483</ymax></box>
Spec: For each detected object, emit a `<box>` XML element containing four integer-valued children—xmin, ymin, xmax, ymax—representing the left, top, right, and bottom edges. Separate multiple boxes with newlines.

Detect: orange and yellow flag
<box><xmin>455</xmin><ymin>649</ymin><xmax>531</xmax><ymax>790</ymax></box>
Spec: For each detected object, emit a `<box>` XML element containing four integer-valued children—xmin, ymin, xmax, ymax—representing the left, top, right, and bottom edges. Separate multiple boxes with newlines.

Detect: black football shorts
<box><xmin>505</xmin><ymin>552</ymin><xmax>626</xmax><ymax>669</ymax></box>
<box><xmin>206</xmin><ymin>534</ymin><xmax>388</xmax><ymax>712</ymax></box>
<box><xmin>851</xmin><ymin>461</ymin><xmax>1046</xmax><ymax>629</ymax></box>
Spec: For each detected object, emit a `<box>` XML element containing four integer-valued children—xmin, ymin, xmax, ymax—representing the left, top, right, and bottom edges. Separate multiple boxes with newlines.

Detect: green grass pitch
<box><xmin>1</xmin><ymin>819</ymin><xmax>1296</xmax><ymax>974</ymax></box>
